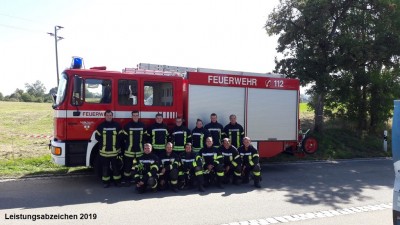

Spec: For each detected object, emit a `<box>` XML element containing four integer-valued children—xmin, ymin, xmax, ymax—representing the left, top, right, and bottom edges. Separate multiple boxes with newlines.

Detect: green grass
<box><xmin>299</xmin><ymin>102</ymin><xmax>312</xmax><ymax>112</ymax></box>
<box><xmin>0</xmin><ymin>101</ymin><xmax>62</xmax><ymax>177</ymax></box>
<box><xmin>0</xmin><ymin>101</ymin><xmax>53</xmax><ymax>160</ymax></box>
<box><xmin>0</xmin><ymin>154</ymin><xmax>90</xmax><ymax>178</ymax></box>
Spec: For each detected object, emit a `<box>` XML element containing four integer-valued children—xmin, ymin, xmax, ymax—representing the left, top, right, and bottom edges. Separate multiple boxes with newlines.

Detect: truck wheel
<box><xmin>302</xmin><ymin>136</ymin><xmax>318</xmax><ymax>154</ymax></box>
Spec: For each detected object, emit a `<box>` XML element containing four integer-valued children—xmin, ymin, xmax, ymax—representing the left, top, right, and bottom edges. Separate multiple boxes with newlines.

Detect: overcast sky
<box><xmin>0</xmin><ymin>0</ymin><xmax>281</xmax><ymax>95</ymax></box>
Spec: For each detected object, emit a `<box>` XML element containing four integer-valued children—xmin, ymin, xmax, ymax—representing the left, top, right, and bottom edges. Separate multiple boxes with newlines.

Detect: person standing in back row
<box><xmin>223</xmin><ymin>114</ymin><xmax>244</xmax><ymax>148</ymax></box>
<box><xmin>191</xmin><ymin>119</ymin><xmax>210</xmax><ymax>153</ymax></box>
<box><xmin>95</xmin><ymin>110</ymin><xmax>123</xmax><ymax>188</ymax></box>
<box><xmin>121</xmin><ymin>110</ymin><xmax>146</xmax><ymax>186</ymax></box>
<box><xmin>147</xmin><ymin>113</ymin><xmax>169</xmax><ymax>158</ymax></box>
<box><xmin>204</xmin><ymin>113</ymin><xmax>224</xmax><ymax>147</ymax></box>
<box><xmin>171</xmin><ymin>117</ymin><xmax>192</xmax><ymax>155</ymax></box>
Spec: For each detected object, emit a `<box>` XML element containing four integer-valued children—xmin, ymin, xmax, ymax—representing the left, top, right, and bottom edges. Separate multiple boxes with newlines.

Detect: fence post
<box><xmin>384</xmin><ymin>130</ymin><xmax>388</xmax><ymax>152</ymax></box>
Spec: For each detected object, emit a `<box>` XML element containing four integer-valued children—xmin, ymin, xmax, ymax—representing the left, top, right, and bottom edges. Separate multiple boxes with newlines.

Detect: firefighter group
<box><xmin>94</xmin><ymin>110</ymin><xmax>262</xmax><ymax>193</ymax></box>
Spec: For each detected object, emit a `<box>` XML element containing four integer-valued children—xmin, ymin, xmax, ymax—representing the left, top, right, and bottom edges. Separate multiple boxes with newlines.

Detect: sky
<box><xmin>0</xmin><ymin>0</ymin><xmax>282</xmax><ymax>96</ymax></box>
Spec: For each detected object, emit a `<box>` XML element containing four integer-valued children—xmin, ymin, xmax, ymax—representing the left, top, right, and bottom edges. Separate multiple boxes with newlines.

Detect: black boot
<box><xmin>242</xmin><ymin>176</ymin><xmax>250</xmax><ymax>184</ymax></box>
<box><xmin>216</xmin><ymin>177</ymin><xmax>224</xmax><ymax>189</ymax></box>
<box><xmin>233</xmin><ymin>176</ymin><xmax>241</xmax><ymax>185</ymax></box>
<box><xmin>121</xmin><ymin>176</ymin><xmax>132</xmax><ymax>187</ymax></box>
<box><xmin>197</xmin><ymin>175</ymin><xmax>205</xmax><ymax>192</ymax></box>
<box><xmin>254</xmin><ymin>176</ymin><xmax>261</xmax><ymax>188</ymax></box>
<box><xmin>222</xmin><ymin>175</ymin><xmax>230</xmax><ymax>184</ymax></box>
<box><xmin>114</xmin><ymin>180</ymin><xmax>122</xmax><ymax>187</ymax></box>
<box><xmin>171</xmin><ymin>183</ymin><xmax>178</xmax><ymax>193</ymax></box>
<box><xmin>136</xmin><ymin>185</ymin><xmax>145</xmax><ymax>194</ymax></box>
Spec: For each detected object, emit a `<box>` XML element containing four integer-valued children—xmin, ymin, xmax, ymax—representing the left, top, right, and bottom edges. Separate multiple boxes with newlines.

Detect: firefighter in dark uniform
<box><xmin>238</xmin><ymin>137</ymin><xmax>261</xmax><ymax>188</ymax></box>
<box><xmin>223</xmin><ymin>114</ymin><xmax>245</xmax><ymax>148</ymax></box>
<box><xmin>134</xmin><ymin>143</ymin><xmax>160</xmax><ymax>193</ymax></box>
<box><xmin>94</xmin><ymin>110</ymin><xmax>123</xmax><ymax>188</ymax></box>
<box><xmin>171</xmin><ymin>117</ymin><xmax>192</xmax><ymax>155</ymax></box>
<box><xmin>158</xmin><ymin>142</ymin><xmax>180</xmax><ymax>192</ymax></box>
<box><xmin>204</xmin><ymin>113</ymin><xmax>225</xmax><ymax>147</ymax></box>
<box><xmin>198</xmin><ymin>137</ymin><xmax>224</xmax><ymax>189</ymax></box>
<box><xmin>191</xmin><ymin>119</ymin><xmax>210</xmax><ymax>153</ymax></box>
<box><xmin>147</xmin><ymin>113</ymin><xmax>169</xmax><ymax>157</ymax></box>
<box><xmin>179</xmin><ymin>143</ymin><xmax>205</xmax><ymax>192</ymax></box>
<box><xmin>219</xmin><ymin>138</ymin><xmax>242</xmax><ymax>185</ymax></box>
<box><xmin>121</xmin><ymin>110</ymin><xmax>146</xmax><ymax>186</ymax></box>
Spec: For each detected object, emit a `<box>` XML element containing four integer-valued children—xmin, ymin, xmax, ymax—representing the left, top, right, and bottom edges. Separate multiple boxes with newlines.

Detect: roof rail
<box><xmin>136</xmin><ymin>63</ymin><xmax>284</xmax><ymax>78</ymax></box>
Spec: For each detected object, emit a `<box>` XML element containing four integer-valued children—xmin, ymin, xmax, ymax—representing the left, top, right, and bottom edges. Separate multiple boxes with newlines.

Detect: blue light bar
<box><xmin>71</xmin><ymin>56</ymin><xmax>83</xmax><ymax>69</ymax></box>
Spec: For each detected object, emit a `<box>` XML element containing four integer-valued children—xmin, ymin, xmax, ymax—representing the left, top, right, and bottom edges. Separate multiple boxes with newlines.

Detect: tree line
<box><xmin>266</xmin><ymin>0</ymin><xmax>400</xmax><ymax>133</ymax></box>
<box><xmin>0</xmin><ymin>80</ymin><xmax>56</xmax><ymax>103</ymax></box>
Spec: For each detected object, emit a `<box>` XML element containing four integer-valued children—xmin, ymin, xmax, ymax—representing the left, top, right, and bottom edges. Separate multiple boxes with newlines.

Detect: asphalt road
<box><xmin>0</xmin><ymin>158</ymin><xmax>394</xmax><ymax>225</ymax></box>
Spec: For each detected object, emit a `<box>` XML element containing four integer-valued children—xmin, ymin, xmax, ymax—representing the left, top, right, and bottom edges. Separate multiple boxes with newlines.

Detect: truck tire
<box><xmin>302</xmin><ymin>136</ymin><xmax>318</xmax><ymax>154</ymax></box>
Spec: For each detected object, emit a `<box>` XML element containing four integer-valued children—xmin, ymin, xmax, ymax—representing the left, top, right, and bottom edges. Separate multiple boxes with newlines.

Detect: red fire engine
<box><xmin>50</xmin><ymin>57</ymin><xmax>317</xmax><ymax>169</ymax></box>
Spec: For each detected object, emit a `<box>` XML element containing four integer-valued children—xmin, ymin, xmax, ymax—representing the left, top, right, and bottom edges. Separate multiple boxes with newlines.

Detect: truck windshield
<box><xmin>55</xmin><ymin>73</ymin><xmax>68</xmax><ymax>105</ymax></box>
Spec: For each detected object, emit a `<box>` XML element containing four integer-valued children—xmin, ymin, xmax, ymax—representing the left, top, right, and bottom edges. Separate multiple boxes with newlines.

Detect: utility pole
<box><xmin>48</xmin><ymin>26</ymin><xmax>64</xmax><ymax>86</ymax></box>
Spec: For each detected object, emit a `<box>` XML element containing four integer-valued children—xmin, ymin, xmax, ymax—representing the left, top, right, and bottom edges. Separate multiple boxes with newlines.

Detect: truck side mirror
<box><xmin>72</xmin><ymin>75</ymin><xmax>83</xmax><ymax>106</ymax></box>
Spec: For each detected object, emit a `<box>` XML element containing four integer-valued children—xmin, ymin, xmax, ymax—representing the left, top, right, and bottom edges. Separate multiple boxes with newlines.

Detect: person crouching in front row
<box><xmin>134</xmin><ymin>143</ymin><xmax>159</xmax><ymax>193</ymax></box>
<box><xmin>158</xmin><ymin>142</ymin><xmax>180</xmax><ymax>192</ymax></box>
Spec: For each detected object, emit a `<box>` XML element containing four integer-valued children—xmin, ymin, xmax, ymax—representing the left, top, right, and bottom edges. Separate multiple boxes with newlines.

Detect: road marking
<box><xmin>221</xmin><ymin>202</ymin><xmax>392</xmax><ymax>225</ymax></box>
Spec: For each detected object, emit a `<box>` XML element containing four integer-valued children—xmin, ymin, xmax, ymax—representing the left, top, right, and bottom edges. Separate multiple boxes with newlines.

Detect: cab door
<box><xmin>67</xmin><ymin>75</ymin><xmax>115</xmax><ymax>141</ymax></box>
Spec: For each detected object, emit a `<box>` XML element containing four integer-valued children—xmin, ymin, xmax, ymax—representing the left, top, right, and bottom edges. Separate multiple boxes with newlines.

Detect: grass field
<box><xmin>0</xmin><ymin>102</ymin><xmax>77</xmax><ymax>177</ymax></box>
<box><xmin>0</xmin><ymin>101</ymin><xmax>53</xmax><ymax>160</ymax></box>
<box><xmin>0</xmin><ymin>101</ymin><xmax>390</xmax><ymax>178</ymax></box>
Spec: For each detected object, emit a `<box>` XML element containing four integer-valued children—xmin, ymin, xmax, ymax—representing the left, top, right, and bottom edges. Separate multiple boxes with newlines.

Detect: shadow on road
<box><xmin>0</xmin><ymin>158</ymin><xmax>393</xmax><ymax>210</ymax></box>
<box><xmin>262</xmin><ymin>158</ymin><xmax>393</xmax><ymax>208</ymax></box>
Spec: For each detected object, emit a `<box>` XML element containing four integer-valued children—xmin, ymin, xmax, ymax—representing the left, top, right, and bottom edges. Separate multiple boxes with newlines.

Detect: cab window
<box><xmin>144</xmin><ymin>81</ymin><xmax>173</xmax><ymax>106</ymax></box>
<box><xmin>118</xmin><ymin>79</ymin><xmax>138</xmax><ymax>105</ymax></box>
<box><xmin>56</xmin><ymin>73</ymin><xmax>68</xmax><ymax>105</ymax></box>
<box><xmin>85</xmin><ymin>79</ymin><xmax>112</xmax><ymax>104</ymax></box>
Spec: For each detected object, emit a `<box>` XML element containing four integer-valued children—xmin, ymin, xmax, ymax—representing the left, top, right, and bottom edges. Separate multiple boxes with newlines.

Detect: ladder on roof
<box><xmin>122</xmin><ymin>67</ymin><xmax>184</xmax><ymax>77</ymax></box>
<box><xmin>137</xmin><ymin>63</ymin><xmax>285</xmax><ymax>78</ymax></box>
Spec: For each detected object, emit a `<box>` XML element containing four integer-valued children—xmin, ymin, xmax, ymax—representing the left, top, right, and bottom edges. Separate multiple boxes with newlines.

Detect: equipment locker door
<box><xmin>246</xmin><ymin>88</ymin><xmax>298</xmax><ymax>141</ymax></box>
<box><xmin>187</xmin><ymin>85</ymin><xmax>245</xmax><ymax>130</ymax></box>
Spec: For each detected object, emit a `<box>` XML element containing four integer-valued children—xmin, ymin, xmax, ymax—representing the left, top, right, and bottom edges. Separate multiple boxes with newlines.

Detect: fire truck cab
<box><xmin>50</xmin><ymin>57</ymin><xmax>317</xmax><ymax>169</ymax></box>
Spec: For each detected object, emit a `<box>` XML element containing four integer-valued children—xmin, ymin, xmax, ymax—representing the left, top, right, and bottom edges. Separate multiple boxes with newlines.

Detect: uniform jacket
<box><xmin>171</xmin><ymin>125</ymin><xmax>192</xmax><ymax>152</ymax></box>
<box><xmin>223</xmin><ymin>123</ymin><xmax>244</xmax><ymax>148</ymax></box>
<box><xmin>191</xmin><ymin>127</ymin><xmax>210</xmax><ymax>152</ymax></box>
<box><xmin>147</xmin><ymin>122</ymin><xmax>169</xmax><ymax>150</ymax></box>
<box><xmin>204</xmin><ymin>121</ymin><xmax>224</xmax><ymax>147</ymax></box>
<box><xmin>237</xmin><ymin>145</ymin><xmax>260</xmax><ymax>167</ymax></box>
<box><xmin>198</xmin><ymin>146</ymin><xmax>223</xmax><ymax>167</ymax></box>
<box><xmin>122</xmin><ymin>121</ymin><xmax>146</xmax><ymax>158</ymax></box>
<box><xmin>95</xmin><ymin>120</ymin><xmax>123</xmax><ymax>157</ymax></box>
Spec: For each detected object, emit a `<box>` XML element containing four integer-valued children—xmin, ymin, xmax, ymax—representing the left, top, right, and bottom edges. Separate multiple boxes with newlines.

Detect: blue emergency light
<box><xmin>71</xmin><ymin>56</ymin><xmax>83</xmax><ymax>69</ymax></box>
